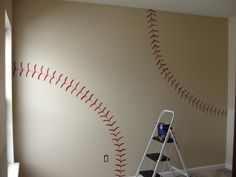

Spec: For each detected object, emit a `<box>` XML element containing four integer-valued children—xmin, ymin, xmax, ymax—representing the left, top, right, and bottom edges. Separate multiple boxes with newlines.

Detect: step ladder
<box><xmin>135</xmin><ymin>110</ymin><xmax>190</xmax><ymax>177</ymax></box>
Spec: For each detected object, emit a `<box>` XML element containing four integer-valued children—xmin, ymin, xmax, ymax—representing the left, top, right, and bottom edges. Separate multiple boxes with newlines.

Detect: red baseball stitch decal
<box><xmin>146</xmin><ymin>9</ymin><xmax>227</xmax><ymax>117</ymax></box>
<box><xmin>13</xmin><ymin>61</ymin><xmax>127</xmax><ymax>177</ymax></box>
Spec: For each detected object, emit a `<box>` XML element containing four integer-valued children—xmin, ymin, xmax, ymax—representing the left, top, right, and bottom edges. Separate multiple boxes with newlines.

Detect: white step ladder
<box><xmin>135</xmin><ymin>110</ymin><xmax>190</xmax><ymax>177</ymax></box>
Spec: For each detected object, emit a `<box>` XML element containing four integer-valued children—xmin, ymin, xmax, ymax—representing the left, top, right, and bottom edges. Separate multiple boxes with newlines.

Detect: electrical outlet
<box><xmin>104</xmin><ymin>155</ymin><xmax>109</xmax><ymax>162</ymax></box>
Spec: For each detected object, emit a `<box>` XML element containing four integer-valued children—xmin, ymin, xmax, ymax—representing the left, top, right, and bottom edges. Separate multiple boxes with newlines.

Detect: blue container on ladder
<box><xmin>158</xmin><ymin>123</ymin><xmax>169</xmax><ymax>139</ymax></box>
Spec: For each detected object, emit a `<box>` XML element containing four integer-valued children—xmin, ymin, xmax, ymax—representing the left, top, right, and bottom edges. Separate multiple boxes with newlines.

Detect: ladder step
<box><xmin>140</xmin><ymin>170</ymin><xmax>161</xmax><ymax>177</ymax></box>
<box><xmin>153</xmin><ymin>136</ymin><xmax>173</xmax><ymax>143</ymax></box>
<box><xmin>146</xmin><ymin>153</ymin><xmax>169</xmax><ymax>162</ymax></box>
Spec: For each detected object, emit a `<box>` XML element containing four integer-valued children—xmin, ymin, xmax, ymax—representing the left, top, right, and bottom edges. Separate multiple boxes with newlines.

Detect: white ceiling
<box><xmin>64</xmin><ymin>0</ymin><xmax>236</xmax><ymax>17</ymax></box>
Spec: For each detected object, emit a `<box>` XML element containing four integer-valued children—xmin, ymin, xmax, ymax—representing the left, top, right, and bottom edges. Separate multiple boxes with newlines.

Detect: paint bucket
<box><xmin>158</xmin><ymin>123</ymin><xmax>169</xmax><ymax>139</ymax></box>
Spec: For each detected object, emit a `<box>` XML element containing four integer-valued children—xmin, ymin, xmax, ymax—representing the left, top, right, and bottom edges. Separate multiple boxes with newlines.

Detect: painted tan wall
<box><xmin>0</xmin><ymin>0</ymin><xmax>12</xmax><ymax>176</ymax></box>
<box><xmin>13</xmin><ymin>1</ymin><xmax>228</xmax><ymax>177</ymax></box>
<box><xmin>0</xmin><ymin>10</ymin><xmax>7</xmax><ymax>177</ymax></box>
<box><xmin>226</xmin><ymin>16</ymin><xmax>236</xmax><ymax>169</ymax></box>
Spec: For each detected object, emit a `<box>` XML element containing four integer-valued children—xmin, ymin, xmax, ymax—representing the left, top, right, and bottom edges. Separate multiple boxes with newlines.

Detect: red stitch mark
<box><xmin>100</xmin><ymin>110</ymin><xmax>110</xmax><ymax>118</ymax></box>
<box><xmin>32</xmin><ymin>64</ymin><xmax>37</xmax><ymax>78</ymax></box>
<box><xmin>94</xmin><ymin>102</ymin><xmax>103</xmax><ymax>111</ymax></box>
<box><xmin>160</xmin><ymin>67</ymin><xmax>168</xmax><ymax>75</ymax></box>
<box><xmin>180</xmin><ymin>89</ymin><xmax>187</xmax><ymax>98</ymax></box>
<box><xmin>13</xmin><ymin>61</ymin><xmax>127</xmax><ymax>177</ymax></box>
<box><xmin>195</xmin><ymin>99</ymin><xmax>200</xmax><ymax>108</ymax></box>
<box><xmin>151</xmin><ymin>40</ymin><xmax>160</xmax><ymax>46</ymax></box>
<box><xmin>150</xmin><ymin>34</ymin><xmax>159</xmax><ymax>40</ymax></box>
<box><xmin>153</xmin><ymin>49</ymin><xmax>161</xmax><ymax>56</ymax></box>
<box><xmin>146</xmin><ymin>9</ymin><xmax>226</xmax><ymax>117</ymax></box>
<box><xmin>149</xmin><ymin>29</ymin><xmax>158</xmax><ymax>34</ymax></box>
<box><xmin>85</xmin><ymin>94</ymin><xmax>94</xmax><ymax>103</ymax></box>
<box><xmin>111</xmin><ymin>131</ymin><xmax>121</xmax><ymax>137</ymax></box>
<box><xmin>146</xmin><ymin>11</ymin><xmax>157</xmax><ymax>18</ymax></box>
<box><xmin>220</xmin><ymin>110</ymin><xmax>224</xmax><ymax>117</ymax></box>
<box><xmin>114</xmin><ymin>142</ymin><xmax>124</xmax><ymax>147</ymax></box>
<box><xmin>152</xmin><ymin>44</ymin><xmax>159</xmax><ymax>50</ymax></box>
<box><xmin>188</xmin><ymin>94</ymin><xmax>193</xmax><ymax>103</ymax></box>
<box><xmin>174</xmin><ymin>82</ymin><xmax>180</xmax><ymax>90</ymax></box>
<box><xmin>199</xmin><ymin>102</ymin><xmax>204</xmax><ymax>110</ymax></box>
<box><xmin>213</xmin><ymin>107</ymin><xmax>217</xmax><ymax>115</ymax></box>
<box><xmin>116</xmin><ymin>154</ymin><xmax>126</xmax><ymax>158</ymax></box>
<box><xmin>115</xmin><ymin>169</ymin><xmax>125</xmax><ymax>173</ymax></box>
<box><xmin>115</xmin><ymin>175</ymin><xmax>125</xmax><ymax>177</ymax></box>
<box><xmin>221</xmin><ymin>110</ymin><xmax>224</xmax><ymax>116</ymax></box>
<box><xmin>170</xmin><ymin>78</ymin><xmax>177</xmax><ymax>87</ymax></box>
<box><xmin>116</xmin><ymin>158</ymin><xmax>126</xmax><ymax>163</ymax></box>
<box><xmin>19</xmin><ymin>62</ymin><xmax>24</xmax><ymax>77</ymax></box>
<box><xmin>71</xmin><ymin>82</ymin><xmax>79</xmax><ymax>94</ymax></box>
<box><xmin>167</xmin><ymin>75</ymin><xmax>174</xmax><ymax>83</ymax></box>
<box><xmin>106</xmin><ymin>121</ymin><xmax>117</xmax><ymax>127</ymax></box>
<box><xmin>116</xmin><ymin>149</ymin><xmax>126</xmax><ymax>153</ymax></box>
<box><xmin>164</xmin><ymin>71</ymin><xmax>171</xmax><ymax>79</ymax></box>
<box><xmin>156</xmin><ymin>59</ymin><xmax>163</xmax><ymax>66</ymax></box>
<box><xmin>158</xmin><ymin>63</ymin><xmax>166</xmax><ymax>70</ymax></box>
<box><xmin>38</xmin><ymin>66</ymin><xmax>44</xmax><ymax>80</ymax></box>
<box><xmin>209</xmin><ymin>106</ymin><xmax>214</xmax><ymax>114</ymax></box>
<box><xmin>147</xmin><ymin>18</ymin><xmax>157</xmax><ymax>24</ymax></box>
<box><xmin>26</xmin><ymin>63</ymin><xmax>30</xmax><ymax>77</ymax></box>
<box><xmin>202</xmin><ymin>104</ymin><xmax>207</xmax><ymax>111</ymax></box>
<box><xmin>103</xmin><ymin>116</ymin><xmax>114</xmax><ymax>122</ymax></box>
<box><xmin>184</xmin><ymin>92</ymin><xmax>189</xmax><ymax>101</ymax></box>
<box><xmin>60</xmin><ymin>76</ymin><xmax>68</xmax><ymax>88</ymax></box>
<box><xmin>49</xmin><ymin>71</ymin><xmax>56</xmax><ymax>84</ymax></box>
<box><xmin>224</xmin><ymin>111</ymin><xmax>227</xmax><ymax>117</ymax></box>
<box><xmin>112</xmin><ymin>136</ymin><xmax>123</xmax><ymax>141</ymax></box>
<box><xmin>81</xmin><ymin>90</ymin><xmax>89</xmax><ymax>100</ymax></box>
<box><xmin>191</xmin><ymin>98</ymin><xmax>197</xmax><ymax>106</ymax></box>
<box><xmin>44</xmin><ymin>68</ymin><xmax>50</xmax><ymax>81</ymax></box>
<box><xmin>76</xmin><ymin>86</ymin><xmax>85</xmax><ymax>97</ymax></box>
<box><xmin>217</xmin><ymin>109</ymin><xmax>221</xmax><ymax>116</ymax></box>
<box><xmin>66</xmin><ymin>79</ymin><xmax>74</xmax><ymax>91</ymax></box>
<box><xmin>110</xmin><ymin>127</ymin><xmax>119</xmax><ymax>133</ymax></box>
<box><xmin>90</xmin><ymin>98</ymin><xmax>98</xmax><ymax>108</ymax></box>
<box><xmin>13</xmin><ymin>61</ymin><xmax>17</xmax><ymax>76</ymax></box>
<box><xmin>147</xmin><ymin>9</ymin><xmax>156</xmax><ymax>13</ymax></box>
<box><xmin>178</xmin><ymin>86</ymin><xmax>183</xmax><ymax>94</ymax></box>
<box><xmin>115</xmin><ymin>164</ymin><xmax>126</xmax><ymax>167</ymax></box>
<box><xmin>148</xmin><ymin>23</ymin><xmax>157</xmax><ymax>29</ymax></box>
<box><xmin>98</xmin><ymin>107</ymin><xmax>107</xmax><ymax>115</ymax></box>
<box><xmin>56</xmin><ymin>74</ymin><xmax>63</xmax><ymax>85</ymax></box>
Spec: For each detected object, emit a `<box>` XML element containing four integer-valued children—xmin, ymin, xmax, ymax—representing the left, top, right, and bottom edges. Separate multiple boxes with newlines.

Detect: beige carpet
<box><xmin>177</xmin><ymin>169</ymin><xmax>232</xmax><ymax>177</ymax></box>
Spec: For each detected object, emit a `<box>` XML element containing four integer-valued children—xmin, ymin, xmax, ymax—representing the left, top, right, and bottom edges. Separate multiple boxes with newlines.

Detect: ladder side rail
<box><xmin>172</xmin><ymin>166</ymin><xmax>188</xmax><ymax>176</ymax></box>
<box><xmin>135</xmin><ymin>110</ymin><xmax>167</xmax><ymax>176</ymax></box>
<box><xmin>156</xmin><ymin>110</ymin><xmax>168</xmax><ymax>124</ymax></box>
<box><xmin>164</xmin><ymin>150</ymin><xmax>175</xmax><ymax>177</ymax></box>
<box><xmin>135</xmin><ymin>123</ymin><xmax>159</xmax><ymax>176</ymax></box>
<box><xmin>159</xmin><ymin>110</ymin><xmax>175</xmax><ymax>125</ymax></box>
<box><xmin>162</xmin><ymin>109</ymin><xmax>175</xmax><ymax>115</ymax></box>
<box><xmin>170</xmin><ymin>130</ymin><xmax>190</xmax><ymax>177</ymax></box>
<box><xmin>166</xmin><ymin>110</ymin><xmax>174</xmax><ymax>127</ymax></box>
<box><xmin>151</xmin><ymin>111</ymin><xmax>175</xmax><ymax>177</ymax></box>
<box><xmin>151</xmin><ymin>130</ymin><xmax>171</xmax><ymax>177</ymax></box>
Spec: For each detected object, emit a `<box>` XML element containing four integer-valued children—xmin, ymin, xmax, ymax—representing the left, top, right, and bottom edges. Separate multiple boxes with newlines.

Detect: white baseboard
<box><xmin>225</xmin><ymin>163</ymin><xmax>232</xmax><ymax>170</ymax></box>
<box><xmin>129</xmin><ymin>163</ymin><xmax>225</xmax><ymax>177</ymax></box>
<box><xmin>188</xmin><ymin>163</ymin><xmax>225</xmax><ymax>174</ymax></box>
<box><xmin>8</xmin><ymin>162</ymin><xmax>20</xmax><ymax>177</ymax></box>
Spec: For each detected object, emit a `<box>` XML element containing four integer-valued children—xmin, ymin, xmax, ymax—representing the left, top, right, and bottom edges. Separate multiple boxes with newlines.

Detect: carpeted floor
<box><xmin>177</xmin><ymin>169</ymin><xmax>232</xmax><ymax>177</ymax></box>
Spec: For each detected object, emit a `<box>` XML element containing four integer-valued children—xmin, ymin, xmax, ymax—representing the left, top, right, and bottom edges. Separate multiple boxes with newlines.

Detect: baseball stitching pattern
<box><xmin>146</xmin><ymin>9</ymin><xmax>227</xmax><ymax>117</ymax></box>
<box><xmin>13</xmin><ymin>61</ymin><xmax>127</xmax><ymax>177</ymax></box>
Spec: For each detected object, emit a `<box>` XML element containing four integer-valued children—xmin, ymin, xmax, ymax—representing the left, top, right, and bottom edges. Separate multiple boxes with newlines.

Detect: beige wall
<box><xmin>226</xmin><ymin>16</ymin><xmax>236</xmax><ymax>169</ymax></box>
<box><xmin>13</xmin><ymin>1</ymin><xmax>228</xmax><ymax>177</ymax></box>
<box><xmin>0</xmin><ymin>0</ymin><xmax>12</xmax><ymax>176</ymax></box>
